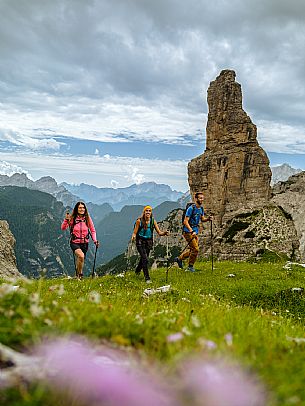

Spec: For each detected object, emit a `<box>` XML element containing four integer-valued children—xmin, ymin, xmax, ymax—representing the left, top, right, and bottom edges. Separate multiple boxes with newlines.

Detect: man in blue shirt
<box><xmin>175</xmin><ymin>192</ymin><xmax>212</xmax><ymax>272</ymax></box>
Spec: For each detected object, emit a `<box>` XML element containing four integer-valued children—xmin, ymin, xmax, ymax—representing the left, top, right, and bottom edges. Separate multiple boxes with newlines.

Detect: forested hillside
<box><xmin>0</xmin><ymin>186</ymin><xmax>85</xmax><ymax>277</ymax></box>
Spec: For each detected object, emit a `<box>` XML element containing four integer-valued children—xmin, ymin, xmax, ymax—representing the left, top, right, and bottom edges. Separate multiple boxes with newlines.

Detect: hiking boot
<box><xmin>185</xmin><ymin>266</ymin><xmax>196</xmax><ymax>272</ymax></box>
<box><xmin>146</xmin><ymin>279</ymin><xmax>152</xmax><ymax>284</ymax></box>
<box><xmin>175</xmin><ymin>257</ymin><xmax>183</xmax><ymax>269</ymax></box>
<box><xmin>135</xmin><ymin>270</ymin><xmax>141</xmax><ymax>275</ymax></box>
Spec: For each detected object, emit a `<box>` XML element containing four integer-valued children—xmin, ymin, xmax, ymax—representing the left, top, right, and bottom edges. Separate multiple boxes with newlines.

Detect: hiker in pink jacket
<box><xmin>61</xmin><ymin>201</ymin><xmax>99</xmax><ymax>279</ymax></box>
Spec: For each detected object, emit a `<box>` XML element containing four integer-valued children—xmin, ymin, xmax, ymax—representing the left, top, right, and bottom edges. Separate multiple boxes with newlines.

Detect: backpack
<box><xmin>182</xmin><ymin>203</ymin><xmax>203</xmax><ymax>226</ymax></box>
<box><xmin>182</xmin><ymin>203</ymin><xmax>195</xmax><ymax>225</ymax></box>
<box><xmin>70</xmin><ymin>217</ymin><xmax>91</xmax><ymax>242</ymax></box>
<box><xmin>135</xmin><ymin>217</ymin><xmax>154</xmax><ymax>238</ymax></box>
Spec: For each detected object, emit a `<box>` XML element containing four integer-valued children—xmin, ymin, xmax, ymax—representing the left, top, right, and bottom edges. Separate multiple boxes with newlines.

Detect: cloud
<box><xmin>0</xmin><ymin>151</ymin><xmax>189</xmax><ymax>191</ymax></box>
<box><xmin>124</xmin><ymin>166</ymin><xmax>145</xmax><ymax>185</ymax></box>
<box><xmin>0</xmin><ymin>0</ymin><xmax>304</xmax><ymax>158</ymax></box>
<box><xmin>110</xmin><ymin>180</ymin><xmax>119</xmax><ymax>188</ymax></box>
<box><xmin>0</xmin><ymin>160</ymin><xmax>33</xmax><ymax>179</ymax></box>
<box><xmin>0</xmin><ymin>128</ymin><xmax>62</xmax><ymax>151</ymax></box>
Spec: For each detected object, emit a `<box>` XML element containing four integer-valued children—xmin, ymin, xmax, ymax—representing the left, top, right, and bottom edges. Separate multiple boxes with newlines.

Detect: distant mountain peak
<box><xmin>271</xmin><ymin>163</ymin><xmax>303</xmax><ymax>185</ymax></box>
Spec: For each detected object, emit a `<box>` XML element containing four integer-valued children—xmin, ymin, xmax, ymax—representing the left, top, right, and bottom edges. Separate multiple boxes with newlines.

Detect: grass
<box><xmin>1</xmin><ymin>260</ymin><xmax>305</xmax><ymax>404</ymax></box>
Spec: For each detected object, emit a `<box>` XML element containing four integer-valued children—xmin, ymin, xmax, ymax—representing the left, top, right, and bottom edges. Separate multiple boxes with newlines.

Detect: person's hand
<box><xmin>65</xmin><ymin>211</ymin><xmax>71</xmax><ymax>220</ymax></box>
<box><xmin>94</xmin><ymin>240</ymin><xmax>100</xmax><ymax>247</ymax></box>
<box><xmin>131</xmin><ymin>234</ymin><xmax>136</xmax><ymax>242</ymax></box>
<box><xmin>163</xmin><ymin>230</ymin><xmax>170</xmax><ymax>236</ymax></box>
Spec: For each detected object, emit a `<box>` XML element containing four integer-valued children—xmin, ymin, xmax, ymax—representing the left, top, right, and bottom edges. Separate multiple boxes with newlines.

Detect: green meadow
<box><xmin>1</xmin><ymin>260</ymin><xmax>305</xmax><ymax>405</ymax></box>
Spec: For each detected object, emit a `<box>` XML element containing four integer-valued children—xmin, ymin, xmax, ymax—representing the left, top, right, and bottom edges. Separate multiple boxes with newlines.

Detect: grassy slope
<box><xmin>1</xmin><ymin>260</ymin><xmax>305</xmax><ymax>404</ymax></box>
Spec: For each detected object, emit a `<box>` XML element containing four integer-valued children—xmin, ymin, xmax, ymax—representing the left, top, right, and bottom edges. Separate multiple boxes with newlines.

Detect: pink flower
<box><xmin>166</xmin><ymin>332</ymin><xmax>184</xmax><ymax>342</ymax></box>
<box><xmin>180</xmin><ymin>358</ymin><xmax>266</xmax><ymax>406</ymax></box>
<box><xmin>37</xmin><ymin>338</ymin><xmax>176</xmax><ymax>406</ymax></box>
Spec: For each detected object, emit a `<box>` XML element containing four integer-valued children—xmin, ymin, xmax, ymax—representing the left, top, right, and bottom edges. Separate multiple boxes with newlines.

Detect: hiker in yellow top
<box><xmin>175</xmin><ymin>192</ymin><xmax>212</xmax><ymax>272</ymax></box>
<box><xmin>132</xmin><ymin>205</ymin><xmax>169</xmax><ymax>284</ymax></box>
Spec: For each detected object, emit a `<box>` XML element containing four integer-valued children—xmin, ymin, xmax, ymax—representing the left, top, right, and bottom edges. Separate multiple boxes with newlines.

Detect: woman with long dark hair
<box><xmin>61</xmin><ymin>201</ymin><xmax>99</xmax><ymax>279</ymax></box>
<box><xmin>131</xmin><ymin>205</ymin><xmax>169</xmax><ymax>283</ymax></box>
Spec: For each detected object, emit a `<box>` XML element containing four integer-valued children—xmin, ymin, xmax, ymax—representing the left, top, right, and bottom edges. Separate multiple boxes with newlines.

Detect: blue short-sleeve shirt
<box><xmin>183</xmin><ymin>205</ymin><xmax>204</xmax><ymax>234</ymax></box>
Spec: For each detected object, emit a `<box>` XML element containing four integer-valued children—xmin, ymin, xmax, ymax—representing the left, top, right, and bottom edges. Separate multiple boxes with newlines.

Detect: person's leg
<box><xmin>74</xmin><ymin>248</ymin><xmax>85</xmax><ymax>278</ymax></box>
<box><xmin>135</xmin><ymin>242</ymin><xmax>144</xmax><ymax>274</ymax></box>
<box><xmin>188</xmin><ymin>235</ymin><xmax>199</xmax><ymax>266</ymax></box>
<box><xmin>179</xmin><ymin>233</ymin><xmax>193</xmax><ymax>261</ymax></box>
<box><xmin>142</xmin><ymin>241</ymin><xmax>151</xmax><ymax>281</ymax></box>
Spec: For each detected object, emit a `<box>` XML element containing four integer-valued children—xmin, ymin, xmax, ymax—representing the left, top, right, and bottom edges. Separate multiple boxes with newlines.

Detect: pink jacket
<box><xmin>61</xmin><ymin>216</ymin><xmax>97</xmax><ymax>244</ymax></box>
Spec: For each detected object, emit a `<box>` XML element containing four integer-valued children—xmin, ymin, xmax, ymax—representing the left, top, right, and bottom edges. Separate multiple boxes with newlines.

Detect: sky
<box><xmin>0</xmin><ymin>0</ymin><xmax>304</xmax><ymax>192</ymax></box>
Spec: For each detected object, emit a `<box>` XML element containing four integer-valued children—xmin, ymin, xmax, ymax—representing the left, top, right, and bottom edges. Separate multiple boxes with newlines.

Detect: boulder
<box><xmin>0</xmin><ymin>220</ymin><xmax>22</xmax><ymax>278</ymax></box>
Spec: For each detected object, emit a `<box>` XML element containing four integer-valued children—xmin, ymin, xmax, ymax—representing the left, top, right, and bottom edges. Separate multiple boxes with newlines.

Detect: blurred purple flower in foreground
<box><xmin>38</xmin><ymin>338</ymin><xmax>175</xmax><ymax>406</ymax></box>
<box><xmin>36</xmin><ymin>338</ymin><xmax>266</xmax><ymax>406</ymax></box>
<box><xmin>181</xmin><ymin>358</ymin><xmax>266</xmax><ymax>406</ymax></box>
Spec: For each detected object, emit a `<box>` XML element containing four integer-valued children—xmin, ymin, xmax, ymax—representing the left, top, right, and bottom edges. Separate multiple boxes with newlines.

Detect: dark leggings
<box><xmin>136</xmin><ymin>238</ymin><xmax>153</xmax><ymax>281</ymax></box>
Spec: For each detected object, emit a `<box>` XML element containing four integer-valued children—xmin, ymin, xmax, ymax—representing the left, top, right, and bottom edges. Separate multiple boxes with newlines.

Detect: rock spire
<box><xmin>188</xmin><ymin>70</ymin><xmax>272</xmax><ymax>225</ymax></box>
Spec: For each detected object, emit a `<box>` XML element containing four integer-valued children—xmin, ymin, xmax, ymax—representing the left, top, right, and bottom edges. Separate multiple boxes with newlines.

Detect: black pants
<box><xmin>136</xmin><ymin>238</ymin><xmax>153</xmax><ymax>281</ymax></box>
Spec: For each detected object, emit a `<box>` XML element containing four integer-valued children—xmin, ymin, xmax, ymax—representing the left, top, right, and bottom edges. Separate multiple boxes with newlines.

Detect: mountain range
<box><xmin>62</xmin><ymin>181</ymin><xmax>183</xmax><ymax>210</ymax></box>
<box><xmin>0</xmin><ymin>172</ymin><xmax>184</xmax><ymax>212</ymax></box>
<box><xmin>0</xmin><ymin>163</ymin><xmax>303</xmax><ymax>277</ymax></box>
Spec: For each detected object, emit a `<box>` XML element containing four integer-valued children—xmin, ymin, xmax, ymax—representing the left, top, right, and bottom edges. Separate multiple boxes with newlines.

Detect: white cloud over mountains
<box><xmin>0</xmin><ymin>0</ymin><xmax>304</xmax><ymax>188</ymax></box>
<box><xmin>0</xmin><ymin>153</ymin><xmax>188</xmax><ymax>191</ymax></box>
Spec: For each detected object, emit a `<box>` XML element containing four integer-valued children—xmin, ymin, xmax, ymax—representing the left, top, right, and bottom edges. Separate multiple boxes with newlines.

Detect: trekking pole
<box><xmin>210</xmin><ymin>218</ymin><xmax>214</xmax><ymax>272</ymax></box>
<box><xmin>125</xmin><ymin>242</ymin><xmax>132</xmax><ymax>275</ymax></box>
<box><xmin>72</xmin><ymin>251</ymin><xmax>77</xmax><ymax>277</ymax></box>
<box><xmin>165</xmin><ymin>235</ymin><xmax>170</xmax><ymax>283</ymax></box>
<box><xmin>165</xmin><ymin>234</ymin><xmax>197</xmax><ymax>277</ymax></box>
<box><xmin>91</xmin><ymin>244</ymin><xmax>98</xmax><ymax>278</ymax></box>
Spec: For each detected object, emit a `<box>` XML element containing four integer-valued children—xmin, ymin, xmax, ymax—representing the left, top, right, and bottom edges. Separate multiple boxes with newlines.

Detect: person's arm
<box><xmin>131</xmin><ymin>219</ymin><xmax>141</xmax><ymax>241</ymax></box>
<box><xmin>61</xmin><ymin>212</ymin><xmax>71</xmax><ymax>230</ymax></box>
<box><xmin>88</xmin><ymin>217</ymin><xmax>99</xmax><ymax>246</ymax></box>
<box><xmin>154</xmin><ymin>221</ymin><xmax>169</xmax><ymax>236</ymax></box>
<box><xmin>201</xmin><ymin>213</ymin><xmax>212</xmax><ymax>222</ymax></box>
<box><xmin>183</xmin><ymin>216</ymin><xmax>195</xmax><ymax>234</ymax></box>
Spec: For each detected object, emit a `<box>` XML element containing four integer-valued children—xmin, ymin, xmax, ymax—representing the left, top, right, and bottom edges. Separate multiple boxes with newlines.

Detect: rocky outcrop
<box><xmin>188</xmin><ymin>70</ymin><xmax>271</xmax><ymax>226</ymax></box>
<box><xmin>0</xmin><ymin>220</ymin><xmax>21</xmax><ymax>278</ymax></box>
<box><xmin>272</xmin><ymin>172</ymin><xmax>305</xmax><ymax>260</ymax></box>
<box><xmin>209</xmin><ymin>206</ymin><xmax>299</xmax><ymax>261</ymax></box>
<box><xmin>145</xmin><ymin>70</ymin><xmax>301</xmax><ymax>264</ymax></box>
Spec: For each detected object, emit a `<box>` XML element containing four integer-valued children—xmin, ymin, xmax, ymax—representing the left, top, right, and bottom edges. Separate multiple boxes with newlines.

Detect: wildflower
<box><xmin>37</xmin><ymin>338</ymin><xmax>175</xmax><ymax>406</ymax></box>
<box><xmin>181</xmin><ymin>327</ymin><xmax>192</xmax><ymax>336</ymax></box>
<box><xmin>181</xmin><ymin>358</ymin><xmax>266</xmax><ymax>406</ymax></box>
<box><xmin>30</xmin><ymin>303</ymin><xmax>44</xmax><ymax>318</ymax></box>
<box><xmin>29</xmin><ymin>293</ymin><xmax>44</xmax><ymax>317</ymax></box>
<box><xmin>135</xmin><ymin>314</ymin><xmax>143</xmax><ymax>324</ymax></box>
<box><xmin>0</xmin><ymin>283</ymin><xmax>19</xmax><ymax>297</ymax></box>
<box><xmin>191</xmin><ymin>315</ymin><xmax>201</xmax><ymax>328</ymax></box>
<box><xmin>57</xmin><ymin>284</ymin><xmax>65</xmax><ymax>296</ymax></box>
<box><xmin>167</xmin><ymin>332</ymin><xmax>184</xmax><ymax>343</ymax></box>
<box><xmin>224</xmin><ymin>333</ymin><xmax>233</xmax><ymax>346</ymax></box>
<box><xmin>88</xmin><ymin>291</ymin><xmax>101</xmax><ymax>304</ymax></box>
<box><xmin>286</xmin><ymin>336</ymin><xmax>305</xmax><ymax>344</ymax></box>
<box><xmin>198</xmin><ymin>338</ymin><xmax>217</xmax><ymax>350</ymax></box>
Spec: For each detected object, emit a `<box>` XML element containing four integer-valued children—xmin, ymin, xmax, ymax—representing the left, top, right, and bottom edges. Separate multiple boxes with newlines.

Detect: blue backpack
<box><xmin>182</xmin><ymin>203</ymin><xmax>203</xmax><ymax>227</ymax></box>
